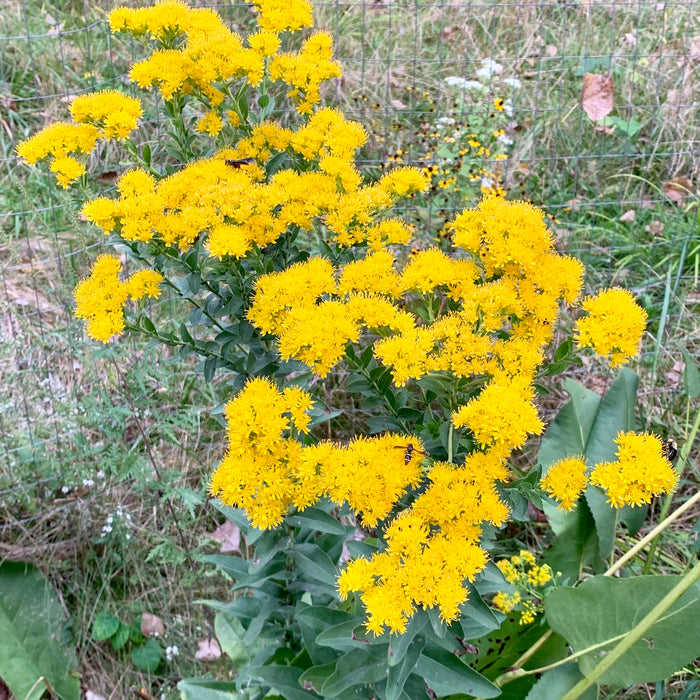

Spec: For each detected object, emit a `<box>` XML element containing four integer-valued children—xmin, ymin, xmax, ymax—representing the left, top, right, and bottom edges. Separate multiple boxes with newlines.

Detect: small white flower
<box><xmin>107</xmin><ymin>515</ymin><xmax>113</xmax><ymax>524</ymax></box>
<box><xmin>166</xmin><ymin>645</ymin><xmax>180</xmax><ymax>661</ymax></box>
<box><xmin>503</xmin><ymin>77</ymin><xmax>522</xmax><ymax>89</ymax></box>
<box><xmin>82</xmin><ymin>478</ymin><xmax>94</xmax><ymax>488</ymax></box>
<box><xmin>497</xmin><ymin>133</ymin><xmax>514</xmax><ymax>146</ymax></box>
<box><xmin>481</xmin><ymin>176</ymin><xmax>494</xmax><ymax>189</ymax></box>
<box><xmin>61</xmin><ymin>486</ymin><xmax>70</xmax><ymax>494</ymax></box>
<box><xmin>504</xmin><ymin>100</ymin><xmax>514</xmax><ymax>117</ymax></box>
<box><xmin>125</xmin><ymin>533</ymin><xmax>131</xmax><ymax>541</ymax></box>
<box><xmin>444</xmin><ymin>76</ymin><xmax>484</xmax><ymax>91</ymax></box>
<box><xmin>476</xmin><ymin>59</ymin><xmax>504</xmax><ymax>79</ymax></box>
<box><xmin>96</xmin><ymin>470</ymin><xmax>105</xmax><ymax>479</ymax></box>
<box><xmin>436</xmin><ymin>116</ymin><xmax>456</xmax><ymax>127</ymax></box>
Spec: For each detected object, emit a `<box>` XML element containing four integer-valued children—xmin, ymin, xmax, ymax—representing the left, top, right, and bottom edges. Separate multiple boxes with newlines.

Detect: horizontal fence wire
<box><xmin>1</xmin><ymin>0</ymin><xmax>698</xmax><ymax>522</ymax></box>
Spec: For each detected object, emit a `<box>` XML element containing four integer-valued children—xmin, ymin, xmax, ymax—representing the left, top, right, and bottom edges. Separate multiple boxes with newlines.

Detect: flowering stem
<box><xmin>559</xmin><ymin>560</ymin><xmax>700</xmax><ymax>700</ymax></box>
<box><xmin>641</xmin><ymin>407</ymin><xmax>700</xmax><ymax>575</ymax></box>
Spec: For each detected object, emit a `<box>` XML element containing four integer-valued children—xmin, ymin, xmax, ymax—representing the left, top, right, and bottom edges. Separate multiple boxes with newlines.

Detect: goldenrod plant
<box><xmin>18</xmin><ymin>1</ymin><xmax>699</xmax><ymax>698</ymax></box>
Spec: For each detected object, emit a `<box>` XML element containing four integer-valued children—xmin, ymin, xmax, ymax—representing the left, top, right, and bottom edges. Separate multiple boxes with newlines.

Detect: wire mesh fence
<box><xmin>1</xmin><ymin>0</ymin><xmax>698</xmax><ymax>531</ymax></box>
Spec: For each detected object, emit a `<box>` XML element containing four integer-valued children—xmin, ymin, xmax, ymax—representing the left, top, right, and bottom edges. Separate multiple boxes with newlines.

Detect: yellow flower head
<box><xmin>575</xmin><ymin>288</ymin><xmax>647</xmax><ymax>368</ymax></box>
<box><xmin>590</xmin><ymin>432</ymin><xmax>679</xmax><ymax>507</ymax></box>
<box><xmin>540</xmin><ymin>456</ymin><xmax>589</xmax><ymax>511</ymax></box>
<box><xmin>70</xmin><ymin>90</ymin><xmax>143</xmax><ymax>139</ymax></box>
<box><xmin>74</xmin><ymin>255</ymin><xmax>163</xmax><ymax>342</ymax></box>
<box><xmin>253</xmin><ymin>0</ymin><xmax>313</xmax><ymax>34</ymax></box>
<box><xmin>452</xmin><ymin>379</ymin><xmax>544</xmax><ymax>456</ymax></box>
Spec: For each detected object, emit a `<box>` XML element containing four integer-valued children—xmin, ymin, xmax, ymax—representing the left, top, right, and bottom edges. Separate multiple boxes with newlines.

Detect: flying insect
<box><xmin>224</xmin><ymin>157</ymin><xmax>255</xmax><ymax>168</ymax></box>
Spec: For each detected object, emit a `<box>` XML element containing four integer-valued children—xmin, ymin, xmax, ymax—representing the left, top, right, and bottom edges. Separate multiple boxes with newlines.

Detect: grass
<box><xmin>1</xmin><ymin>0</ymin><xmax>698</xmax><ymax>698</ymax></box>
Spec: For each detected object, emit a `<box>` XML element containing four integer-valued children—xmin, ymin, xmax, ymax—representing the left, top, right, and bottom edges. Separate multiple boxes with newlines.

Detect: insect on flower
<box><xmin>662</xmin><ymin>438</ymin><xmax>679</xmax><ymax>463</ymax></box>
<box><xmin>224</xmin><ymin>157</ymin><xmax>255</xmax><ymax>168</ymax></box>
<box><xmin>394</xmin><ymin>442</ymin><xmax>427</xmax><ymax>465</ymax></box>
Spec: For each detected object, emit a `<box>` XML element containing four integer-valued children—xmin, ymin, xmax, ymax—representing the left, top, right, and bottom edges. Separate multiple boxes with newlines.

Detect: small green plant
<box><xmin>92</xmin><ymin>611</ymin><xmax>163</xmax><ymax>673</ymax></box>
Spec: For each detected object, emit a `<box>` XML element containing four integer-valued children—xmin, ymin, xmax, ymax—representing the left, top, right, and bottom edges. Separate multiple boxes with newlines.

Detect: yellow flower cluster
<box><xmin>493</xmin><ymin>550</ymin><xmax>553</xmax><ymax>625</ymax></box>
<box><xmin>338</xmin><ymin>453</ymin><xmax>510</xmax><ymax>633</ymax></box>
<box><xmin>210</xmin><ymin>378</ymin><xmax>425</xmax><ymax>529</ymax></box>
<box><xmin>210</xmin><ymin>379</ymin><xmax>514</xmax><ymax>632</ymax></box>
<box><xmin>81</xmin><ymin>113</ymin><xmax>421</xmax><ymax>258</ymax></box>
<box><xmin>576</xmin><ymin>288</ymin><xmax>647</xmax><ymax>368</ymax></box>
<box><xmin>540</xmin><ymin>433</ymin><xmax>678</xmax><ymax>510</ymax></box>
<box><xmin>17</xmin><ymin>91</ymin><xmax>142</xmax><ymax>187</ymax></box>
<box><xmin>590</xmin><ymin>432</ymin><xmax>679</xmax><ymax>507</ymax></box>
<box><xmin>69</xmin><ymin>90</ymin><xmax>143</xmax><ymax>139</ymax></box>
<box><xmin>16</xmin><ymin>122</ymin><xmax>98</xmax><ymax>188</ymax></box>
<box><xmin>111</xmin><ymin>0</ymin><xmax>338</xmax><ymax>116</ymax></box>
<box><xmin>270</xmin><ymin>32</ymin><xmax>342</xmax><ymax>114</ymax></box>
<box><xmin>540</xmin><ymin>456</ymin><xmax>588</xmax><ymax>511</ymax></box>
<box><xmin>74</xmin><ymin>255</ymin><xmax>163</xmax><ymax>342</ymax></box>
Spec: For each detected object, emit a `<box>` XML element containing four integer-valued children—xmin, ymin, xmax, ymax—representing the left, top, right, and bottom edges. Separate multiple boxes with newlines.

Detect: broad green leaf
<box><xmin>458</xmin><ymin>585</ymin><xmax>502</xmax><ymax>639</ymax></box>
<box><xmin>285</xmin><ymin>507</ymin><xmax>348</xmax><ymax>535</ymax></box>
<box><xmin>386</xmin><ymin>635</ymin><xmax>423</xmax><ymax>700</ymax></box>
<box><xmin>538</xmin><ymin>379</ymin><xmax>600</xmax><ymax>471</ymax></box>
<box><xmin>415</xmin><ymin>644</ymin><xmax>499</xmax><ymax>698</ymax></box>
<box><xmin>298</xmin><ymin>662</ymin><xmax>337</xmax><ymax>694</ymax></box>
<box><xmin>238</xmin><ymin>665</ymin><xmax>320</xmax><ymax>700</ymax></box>
<box><xmin>543</xmin><ymin>498</ymin><xmax>604</xmax><ymax>581</ymax></box>
<box><xmin>389</xmin><ymin>613</ymin><xmax>426</xmax><ymax>667</ymax></box>
<box><xmin>679</xmin><ymin>344</ymin><xmax>700</xmax><ymax>398</ymax></box>
<box><xmin>0</xmin><ymin>562</ymin><xmax>80</xmax><ymax>700</ymax></box>
<box><xmin>320</xmin><ymin>649</ymin><xmax>388</xmax><ymax>695</ymax></box>
<box><xmin>472</xmin><ymin>616</ymin><xmax>569</xmax><ymax>698</ymax></box>
<box><xmin>178</xmin><ymin>677</ymin><xmax>239</xmax><ymax>699</ymax></box>
<box><xmin>289</xmin><ymin>544</ymin><xmax>339</xmax><ymax>587</ymax></box>
<box><xmin>92</xmin><ymin>610</ymin><xmax>120</xmax><ymax>641</ymax></box>
<box><xmin>545</xmin><ymin>575</ymin><xmax>700</xmax><ymax>685</ymax></box>
<box><xmin>316</xmin><ymin>618</ymin><xmax>367</xmax><ymax>651</ymax></box>
<box><xmin>131</xmin><ymin>638</ymin><xmax>162</xmax><ymax>672</ymax></box>
<box><xmin>215</xmin><ymin>608</ymin><xmax>272</xmax><ymax>666</ymax></box>
<box><xmin>297</xmin><ymin>606</ymin><xmax>357</xmax><ymax>666</ymax></box>
<box><xmin>523</xmin><ymin>664</ymin><xmax>596</xmax><ymax>700</ymax></box>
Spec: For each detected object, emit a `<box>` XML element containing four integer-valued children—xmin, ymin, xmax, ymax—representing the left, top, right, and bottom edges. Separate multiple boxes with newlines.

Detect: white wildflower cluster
<box><xmin>100</xmin><ymin>505</ymin><xmax>133</xmax><ymax>540</ymax></box>
<box><xmin>165</xmin><ymin>645</ymin><xmax>179</xmax><ymax>662</ymax></box>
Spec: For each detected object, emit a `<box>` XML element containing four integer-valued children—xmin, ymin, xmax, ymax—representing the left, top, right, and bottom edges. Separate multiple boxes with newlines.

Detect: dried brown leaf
<box><xmin>207</xmin><ymin>519</ymin><xmax>241</xmax><ymax>554</ymax></box>
<box><xmin>645</xmin><ymin>221</ymin><xmax>665</xmax><ymax>236</ymax></box>
<box><xmin>619</xmin><ymin>209</ymin><xmax>636</xmax><ymax>222</ymax></box>
<box><xmin>662</xmin><ymin>177</ymin><xmax>693</xmax><ymax>203</ymax></box>
<box><xmin>581</xmin><ymin>73</ymin><xmax>614</xmax><ymax>121</ymax></box>
<box><xmin>545</xmin><ymin>44</ymin><xmax>557</xmax><ymax>57</ymax></box>
<box><xmin>140</xmin><ymin>612</ymin><xmax>165</xmax><ymax>638</ymax></box>
<box><xmin>391</xmin><ymin>99</ymin><xmax>407</xmax><ymax>111</ymax></box>
<box><xmin>195</xmin><ymin>638</ymin><xmax>222</xmax><ymax>661</ymax></box>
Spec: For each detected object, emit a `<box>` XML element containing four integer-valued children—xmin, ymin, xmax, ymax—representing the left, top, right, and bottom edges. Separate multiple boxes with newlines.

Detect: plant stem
<box><xmin>559</xmin><ymin>560</ymin><xmax>700</xmax><ymax>700</ymax></box>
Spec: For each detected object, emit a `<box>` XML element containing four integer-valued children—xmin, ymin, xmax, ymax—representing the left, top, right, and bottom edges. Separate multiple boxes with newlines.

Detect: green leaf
<box><xmin>297</xmin><ymin>606</ymin><xmax>357</xmax><ymax>665</ymax></box>
<box><xmin>415</xmin><ymin>645</ymin><xmax>499</xmax><ymax>698</ymax></box>
<box><xmin>389</xmin><ymin>613</ymin><xmax>426</xmax><ymax>667</ymax></box>
<box><xmin>289</xmin><ymin>544</ymin><xmax>338</xmax><ymax>587</ymax></box>
<box><xmin>131</xmin><ymin>638</ymin><xmax>162</xmax><ymax>672</ymax></box>
<box><xmin>111</xmin><ymin>624</ymin><xmax>130</xmax><ymax>651</ymax></box>
<box><xmin>386</xmin><ymin>635</ymin><xmax>424</xmax><ymax>700</ymax></box>
<box><xmin>215</xmin><ymin>608</ymin><xmax>272</xmax><ymax>666</ymax></box>
<box><xmin>0</xmin><ymin>562</ymin><xmax>80</xmax><ymax>700</ymax></box>
<box><xmin>238</xmin><ymin>665</ymin><xmax>320</xmax><ymax>700</ymax></box>
<box><xmin>545</xmin><ymin>575</ymin><xmax>700</xmax><ymax>685</ymax></box>
<box><xmin>285</xmin><ymin>507</ymin><xmax>348</xmax><ymax>535</ymax></box>
<box><xmin>203</xmin><ymin>355</ymin><xmax>218</xmax><ymax>383</ymax></box>
<box><xmin>678</xmin><ymin>344</ymin><xmax>700</xmax><ymax>398</ymax></box>
<box><xmin>320</xmin><ymin>649</ymin><xmax>388</xmax><ymax>695</ymax></box>
<box><xmin>458</xmin><ymin>585</ymin><xmax>503</xmax><ymax>639</ymax></box>
<box><xmin>524</xmin><ymin>664</ymin><xmax>596</xmax><ymax>700</ymax></box>
<box><xmin>178</xmin><ymin>677</ymin><xmax>239</xmax><ymax>699</ymax></box>
<box><xmin>92</xmin><ymin>610</ymin><xmax>120</xmax><ymax>641</ymax></box>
